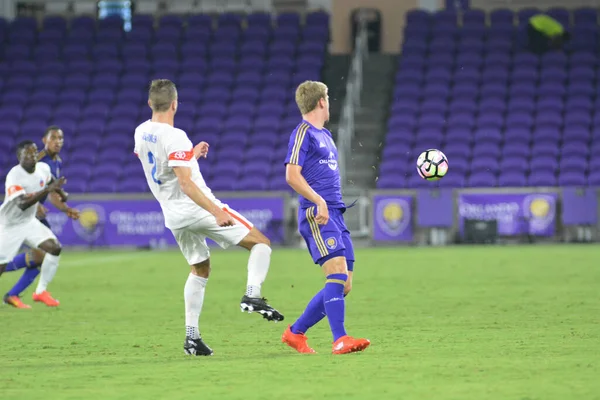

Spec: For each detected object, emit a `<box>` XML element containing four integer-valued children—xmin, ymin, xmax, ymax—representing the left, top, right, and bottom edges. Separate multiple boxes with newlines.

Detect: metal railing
<box><xmin>337</xmin><ymin>10</ymin><xmax>369</xmax><ymax>186</ymax></box>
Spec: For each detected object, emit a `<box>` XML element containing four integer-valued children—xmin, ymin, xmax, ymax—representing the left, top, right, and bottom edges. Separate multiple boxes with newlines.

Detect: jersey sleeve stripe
<box><xmin>290</xmin><ymin>123</ymin><xmax>309</xmax><ymax>165</ymax></box>
<box><xmin>168</xmin><ymin>150</ymin><xmax>194</xmax><ymax>161</ymax></box>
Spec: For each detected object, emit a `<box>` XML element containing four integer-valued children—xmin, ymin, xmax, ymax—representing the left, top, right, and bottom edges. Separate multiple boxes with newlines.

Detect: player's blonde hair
<box><xmin>295</xmin><ymin>81</ymin><xmax>328</xmax><ymax>115</ymax></box>
<box><xmin>148</xmin><ymin>79</ymin><xmax>177</xmax><ymax>112</ymax></box>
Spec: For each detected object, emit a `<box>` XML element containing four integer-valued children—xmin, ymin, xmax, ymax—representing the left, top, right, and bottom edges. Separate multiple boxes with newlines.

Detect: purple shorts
<box><xmin>297</xmin><ymin>206</ymin><xmax>355</xmax><ymax>271</ymax></box>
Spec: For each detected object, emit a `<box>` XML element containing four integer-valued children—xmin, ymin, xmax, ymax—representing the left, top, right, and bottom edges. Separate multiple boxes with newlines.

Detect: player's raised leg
<box><xmin>236</xmin><ymin>222</ymin><xmax>284</xmax><ymax>322</ymax></box>
<box><xmin>200</xmin><ymin>205</ymin><xmax>284</xmax><ymax>322</ymax></box>
<box><xmin>31</xmin><ymin>238</ymin><xmax>62</xmax><ymax>307</ymax></box>
<box><xmin>3</xmin><ymin>249</ymin><xmax>44</xmax><ymax>308</ymax></box>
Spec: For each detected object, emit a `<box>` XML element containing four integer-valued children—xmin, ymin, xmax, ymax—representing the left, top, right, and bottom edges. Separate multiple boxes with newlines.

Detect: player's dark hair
<box><xmin>16</xmin><ymin>140</ymin><xmax>35</xmax><ymax>156</ymax></box>
<box><xmin>44</xmin><ymin>125</ymin><xmax>62</xmax><ymax>137</ymax></box>
<box><xmin>149</xmin><ymin>79</ymin><xmax>177</xmax><ymax>112</ymax></box>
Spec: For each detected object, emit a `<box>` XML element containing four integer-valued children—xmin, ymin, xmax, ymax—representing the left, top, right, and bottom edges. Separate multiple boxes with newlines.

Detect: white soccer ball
<box><xmin>416</xmin><ymin>149</ymin><xmax>449</xmax><ymax>181</ymax></box>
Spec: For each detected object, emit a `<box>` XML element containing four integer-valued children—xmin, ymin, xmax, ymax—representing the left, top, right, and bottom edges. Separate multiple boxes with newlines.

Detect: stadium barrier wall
<box><xmin>36</xmin><ymin>192</ymin><xmax>294</xmax><ymax>249</ymax></box>
<box><xmin>370</xmin><ymin>187</ymin><xmax>600</xmax><ymax>245</ymax></box>
<box><xmin>2</xmin><ymin>188</ymin><xmax>598</xmax><ymax>248</ymax></box>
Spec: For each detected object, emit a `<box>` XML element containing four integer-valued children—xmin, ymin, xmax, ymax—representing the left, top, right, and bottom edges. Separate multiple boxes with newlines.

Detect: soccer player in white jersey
<box><xmin>134</xmin><ymin>79</ymin><xmax>284</xmax><ymax>356</ymax></box>
<box><xmin>0</xmin><ymin>141</ymin><xmax>79</xmax><ymax>303</ymax></box>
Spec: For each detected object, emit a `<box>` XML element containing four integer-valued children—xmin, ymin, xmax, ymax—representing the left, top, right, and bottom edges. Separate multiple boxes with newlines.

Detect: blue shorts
<box><xmin>297</xmin><ymin>206</ymin><xmax>355</xmax><ymax>271</ymax></box>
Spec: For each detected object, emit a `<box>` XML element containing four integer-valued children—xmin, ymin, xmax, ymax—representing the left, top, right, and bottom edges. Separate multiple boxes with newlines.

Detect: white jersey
<box><xmin>134</xmin><ymin>120</ymin><xmax>220</xmax><ymax>230</ymax></box>
<box><xmin>0</xmin><ymin>163</ymin><xmax>52</xmax><ymax>227</ymax></box>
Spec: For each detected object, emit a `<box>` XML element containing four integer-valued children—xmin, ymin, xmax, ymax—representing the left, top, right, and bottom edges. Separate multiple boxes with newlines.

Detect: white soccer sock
<box><xmin>35</xmin><ymin>253</ymin><xmax>60</xmax><ymax>294</ymax></box>
<box><xmin>245</xmin><ymin>243</ymin><xmax>271</xmax><ymax>298</ymax></box>
<box><xmin>185</xmin><ymin>273</ymin><xmax>208</xmax><ymax>339</ymax></box>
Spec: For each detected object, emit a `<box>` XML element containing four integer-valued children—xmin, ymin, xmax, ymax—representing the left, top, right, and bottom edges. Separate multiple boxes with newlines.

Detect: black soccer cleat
<box><xmin>240</xmin><ymin>295</ymin><xmax>284</xmax><ymax>322</ymax></box>
<box><xmin>184</xmin><ymin>336</ymin><xmax>213</xmax><ymax>356</ymax></box>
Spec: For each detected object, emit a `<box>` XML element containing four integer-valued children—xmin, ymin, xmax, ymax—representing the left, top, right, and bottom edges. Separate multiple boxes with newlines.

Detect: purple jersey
<box><xmin>284</xmin><ymin>120</ymin><xmax>345</xmax><ymax>209</ymax></box>
<box><xmin>37</xmin><ymin>149</ymin><xmax>63</xmax><ymax>206</ymax></box>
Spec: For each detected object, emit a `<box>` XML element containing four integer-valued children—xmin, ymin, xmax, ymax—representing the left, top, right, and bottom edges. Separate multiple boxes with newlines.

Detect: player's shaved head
<box><xmin>16</xmin><ymin>140</ymin><xmax>38</xmax><ymax>170</ymax></box>
<box><xmin>295</xmin><ymin>81</ymin><xmax>328</xmax><ymax>115</ymax></box>
<box><xmin>16</xmin><ymin>140</ymin><xmax>36</xmax><ymax>157</ymax></box>
<box><xmin>149</xmin><ymin>79</ymin><xmax>178</xmax><ymax>113</ymax></box>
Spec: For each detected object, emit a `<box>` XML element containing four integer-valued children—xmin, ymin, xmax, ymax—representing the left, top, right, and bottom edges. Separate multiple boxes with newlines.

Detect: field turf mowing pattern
<box><xmin>1</xmin><ymin>246</ymin><xmax>599</xmax><ymax>400</ymax></box>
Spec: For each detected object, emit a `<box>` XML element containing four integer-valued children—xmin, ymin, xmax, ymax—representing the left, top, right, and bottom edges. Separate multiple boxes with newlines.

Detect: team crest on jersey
<box><xmin>325</xmin><ymin>237</ymin><xmax>337</xmax><ymax>250</ymax></box>
<box><xmin>39</xmin><ymin>179</ymin><xmax>44</xmax><ymax>187</ymax></box>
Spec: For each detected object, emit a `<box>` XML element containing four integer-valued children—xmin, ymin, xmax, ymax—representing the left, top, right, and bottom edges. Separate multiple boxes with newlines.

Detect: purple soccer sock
<box><xmin>323</xmin><ymin>273</ymin><xmax>348</xmax><ymax>341</ymax></box>
<box><xmin>290</xmin><ymin>289</ymin><xmax>327</xmax><ymax>334</ymax></box>
<box><xmin>5</xmin><ymin>253</ymin><xmax>33</xmax><ymax>272</ymax></box>
<box><xmin>7</xmin><ymin>267</ymin><xmax>40</xmax><ymax>297</ymax></box>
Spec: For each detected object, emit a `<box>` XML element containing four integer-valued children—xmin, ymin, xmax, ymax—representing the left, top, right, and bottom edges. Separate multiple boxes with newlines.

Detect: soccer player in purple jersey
<box><xmin>281</xmin><ymin>81</ymin><xmax>370</xmax><ymax>354</ymax></box>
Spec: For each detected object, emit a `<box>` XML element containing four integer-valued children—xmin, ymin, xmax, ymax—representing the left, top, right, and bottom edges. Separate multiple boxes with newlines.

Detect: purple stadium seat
<box><xmin>236</xmin><ymin>176</ymin><xmax>269</xmax><ymax>191</ymax></box>
<box><xmin>88</xmin><ymin>179</ymin><xmax>118</xmax><ymax>193</ymax></box>
<box><xmin>528</xmin><ymin>172</ymin><xmax>557</xmax><ymax>186</ymax></box>
<box><xmin>468</xmin><ymin>172</ymin><xmax>497</xmax><ymax>187</ymax></box>
<box><xmin>559</xmin><ymin>172</ymin><xmax>587</xmax><ymax>186</ymax></box>
<box><xmin>119</xmin><ymin>177</ymin><xmax>149</xmax><ymax>193</ymax></box>
<box><xmin>500</xmin><ymin>156</ymin><xmax>527</xmax><ymax>172</ymax></box>
<box><xmin>64</xmin><ymin>178</ymin><xmax>87</xmax><ymax>193</ymax></box>
<box><xmin>562</xmin><ymin>142</ymin><xmax>589</xmax><ymax>158</ymax></box>
<box><xmin>126</xmin><ymin>27</ymin><xmax>153</xmax><ymax>44</ymax></box>
<box><xmin>247</xmin><ymin>12</ymin><xmax>271</xmax><ymax>27</ymax></box>
<box><xmin>490</xmin><ymin>9</ymin><xmax>514</xmax><ymax>26</ymax></box>
<box><xmin>533</xmin><ymin>143</ymin><xmax>560</xmax><ymax>158</ymax></box>
<box><xmin>546</xmin><ymin>7</ymin><xmax>570</xmax><ymax>26</ymax></box>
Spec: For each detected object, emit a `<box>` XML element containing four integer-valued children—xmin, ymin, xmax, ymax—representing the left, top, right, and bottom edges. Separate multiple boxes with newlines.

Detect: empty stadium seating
<box><xmin>379</xmin><ymin>7</ymin><xmax>600</xmax><ymax>189</ymax></box>
<box><xmin>0</xmin><ymin>11</ymin><xmax>329</xmax><ymax>192</ymax></box>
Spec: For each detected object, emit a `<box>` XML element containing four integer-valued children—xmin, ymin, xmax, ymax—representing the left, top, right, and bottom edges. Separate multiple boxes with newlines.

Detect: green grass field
<box><xmin>1</xmin><ymin>245</ymin><xmax>599</xmax><ymax>400</ymax></box>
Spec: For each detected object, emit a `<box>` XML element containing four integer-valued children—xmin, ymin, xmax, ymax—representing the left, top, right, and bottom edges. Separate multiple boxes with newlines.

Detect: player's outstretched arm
<box><xmin>172</xmin><ymin>166</ymin><xmax>234</xmax><ymax>226</ymax></box>
<box><xmin>47</xmin><ymin>191</ymin><xmax>79</xmax><ymax>220</ymax></box>
<box><xmin>16</xmin><ymin>177</ymin><xmax>65</xmax><ymax>211</ymax></box>
<box><xmin>286</xmin><ymin>164</ymin><xmax>329</xmax><ymax>225</ymax></box>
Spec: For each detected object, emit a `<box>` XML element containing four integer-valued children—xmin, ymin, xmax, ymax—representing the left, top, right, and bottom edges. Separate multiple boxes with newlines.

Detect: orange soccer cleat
<box><xmin>281</xmin><ymin>325</ymin><xmax>316</xmax><ymax>354</ymax></box>
<box><xmin>32</xmin><ymin>291</ymin><xmax>60</xmax><ymax>307</ymax></box>
<box><xmin>332</xmin><ymin>335</ymin><xmax>371</xmax><ymax>355</ymax></box>
<box><xmin>4</xmin><ymin>295</ymin><xmax>32</xmax><ymax>309</ymax></box>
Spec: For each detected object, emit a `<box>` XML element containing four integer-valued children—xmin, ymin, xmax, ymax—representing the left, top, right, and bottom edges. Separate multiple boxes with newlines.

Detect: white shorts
<box><xmin>0</xmin><ymin>219</ymin><xmax>57</xmax><ymax>264</ymax></box>
<box><xmin>170</xmin><ymin>206</ymin><xmax>253</xmax><ymax>265</ymax></box>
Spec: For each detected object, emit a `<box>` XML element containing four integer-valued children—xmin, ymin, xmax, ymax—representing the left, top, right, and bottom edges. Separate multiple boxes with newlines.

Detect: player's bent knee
<box><xmin>238</xmin><ymin>228</ymin><xmax>271</xmax><ymax>250</ymax></box>
<box><xmin>39</xmin><ymin>239</ymin><xmax>61</xmax><ymax>256</ymax></box>
<box><xmin>48</xmin><ymin>247</ymin><xmax>61</xmax><ymax>256</ymax></box>
<box><xmin>344</xmin><ymin>282</ymin><xmax>352</xmax><ymax>296</ymax></box>
<box><xmin>320</xmin><ymin>253</ymin><xmax>348</xmax><ymax>276</ymax></box>
<box><xmin>191</xmin><ymin>259</ymin><xmax>211</xmax><ymax>278</ymax></box>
